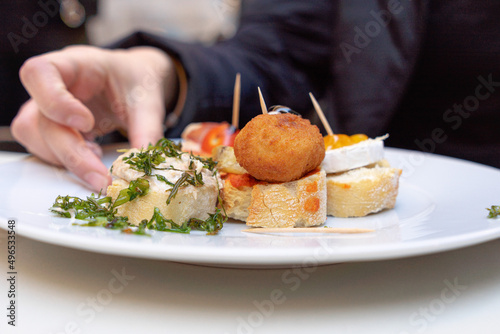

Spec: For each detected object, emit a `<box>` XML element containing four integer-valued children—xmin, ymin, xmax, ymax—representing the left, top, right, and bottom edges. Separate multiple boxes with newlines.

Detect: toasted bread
<box><xmin>326</xmin><ymin>161</ymin><xmax>402</xmax><ymax>217</ymax></box>
<box><xmin>107</xmin><ymin>178</ymin><xmax>220</xmax><ymax>226</ymax></box>
<box><xmin>221</xmin><ymin>169</ymin><xmax>327</xmax><ymax>228</ymax></box>
<box><xmin>212</xmin><ymin>145</ymin><xmax>248</xmax><ymax>174</ymax></box>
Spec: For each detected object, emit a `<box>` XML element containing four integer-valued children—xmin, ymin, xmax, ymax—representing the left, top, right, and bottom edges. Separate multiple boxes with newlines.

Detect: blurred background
<box><xmin>0</xmin><ymin>0</ymin><xmax>240</xmax><ymax>131</ymax></box>
<box><xmin>87</xmin><ymin>0</ymin><xmax>239</xmax><ymax>46</ymax></box>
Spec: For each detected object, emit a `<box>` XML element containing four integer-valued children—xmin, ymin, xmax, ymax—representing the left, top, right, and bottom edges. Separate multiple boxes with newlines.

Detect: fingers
<box><xmin>123</xmin><ymin>47</ymin><xmax>175</xmax><ymax>149</ymax></box>
<box><xmin>19</xmin><ymin>49</ymin><xmax>99</xmax><ymax>133</ymax></box>
<box><xmin>11</xmin><ymin>100</ymin><xmax>60</xmax><ymax>165</ymax></box>
<box><xmin>11</xmin><ymin>100</ymin><xmax>110</xmax><ymax>192</ymax></box>
<box><xmin>127</xmin><ymin>87</ymin><xmax>166</xmax><ymax>149</ymax></box>
<box><xmin>13</xmin><ymin>46</ymin><xmax>174</xmax><ymax>191</ymax></box>
<box><xmin>41</xmin><ymin>118</ymin><xmax>111</xmax><ymax>192</ymax></box>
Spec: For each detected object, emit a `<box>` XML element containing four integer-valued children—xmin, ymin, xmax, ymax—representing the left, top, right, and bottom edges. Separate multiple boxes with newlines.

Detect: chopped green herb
<box><xmin>112</xmin><ymin>178</ymin><xmax>150</xmax><ymax>208</ymax></box>
<box><xmin>166</xmin><ymin>171</ymin><xmax>204</xmax><ymax>205</ymax></box>
<box><xmin>122</xmin><ymin>149</ymin><xmax>166</xmax><ymax>176</ymax></box>
<box><xmin>487</xmin><ymin>205</ymin><xmax>500</xmax><ymax>218</ymax></box>
<box><xmin>143</xmin><ymin>207</ymin><xmax>191</xmax><ymax>233</ymax></box>
<box><xmin>186</xmin><ymin>208</ymin><xmax>226</xmax><ymax>235</ymax></box>
<box><xmin>50</xmin><ymin>193</ymin><xmax>226</xmax><ymax>236</ymax></box>
<box><xmin>155</xmin><ymin>174</ymin><xmax>175</xmax><ymax>187</ymax></box>
<box><xmin>121</xmin><ymin>138</ymin><xmax>217</xmax><ymax>175</ymax></box>
<box><xmin>196</xmin><ymin>155</ymin><xmax>218</xmax><ymax>172</ymax></box>
<box><xmin>50</xmin><ymin>194</ymin><xmax>114</xmax><ymax>220</ymax></box>
<box><xmin>154</xmin><ymin>138</ymin><xmax>184</xmax><ymax>159</ymax></box>
<box><xmin>143</xmin><ymin>207</ymin><xmax>226</xmax><ymax>235</ymax></box>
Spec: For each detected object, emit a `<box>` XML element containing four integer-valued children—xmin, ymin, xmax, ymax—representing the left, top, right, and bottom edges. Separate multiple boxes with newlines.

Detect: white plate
<box><xmin>1</xmin><ymin>145</ymin><xmax>499</xmax><ymax>268</ymax></box>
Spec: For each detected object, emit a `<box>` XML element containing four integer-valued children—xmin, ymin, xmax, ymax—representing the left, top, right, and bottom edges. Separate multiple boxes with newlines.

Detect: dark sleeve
<box><xmin>115</xmin><ymin>0</ymin><xmax>336</xmax><ymax>137</ymax></box>
<box><xmin>329</xmin><ymin>0</ymin><xmax>429</xmax><ymax>136</ymax></box>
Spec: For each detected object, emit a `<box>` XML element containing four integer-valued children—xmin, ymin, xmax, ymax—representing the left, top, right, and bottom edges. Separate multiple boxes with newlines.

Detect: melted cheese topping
<box><xmin>111</xmin><ymin>148</ymin><xmax>221</xmax><ymax>192</ymax></box>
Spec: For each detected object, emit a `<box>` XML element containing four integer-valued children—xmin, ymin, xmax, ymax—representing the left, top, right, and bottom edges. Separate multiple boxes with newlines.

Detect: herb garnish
<box><xmin>140</xmin><ymin>207</ymin><xmax>191</xmax><ymax>234</ymax></box>
<box><xmin>137</xmin><ymin>207</ymin><xmax>225</xmax><ymax>235</ymax></box>
<box><xmin>121</xmin><ymin>139</ymin><xmax>217</xmax><ymax>204</ymax></box>
<box><xmin>50</xmin><ymin>138</ymin><xmax>226</xmax><ymax>236</ymax></box>
<box><xmin>50</xmin><ymin>194</ymin><xmax>114</xmax><ymax>221</ymax></box>
<box><xmin>123</xmin><ymin>138</ymin><xmax>217</xmax><ymax>174</ymax></box>
<box><xmin>50</xmin><ymin>178</ymin><xmax>151</xmax><ymax>235</ymax></box>
<box><xmin>166</xmin><ymin>170</ymin><xmax>205</xmax><ymax>205</ymax></box>
<box><xmin>186</xmin><ymin>208</ymin><xmax>226</xmax><ymax>235</ymax></box>
<box><xmin>122</xmin><ymin>148</ymin><xmax>165</xmax><ymax>176</ymax></box>
<box><xmin>50</xmin><ymin>193</ymin><xmax>225</xmax><ymax>236</ymax></box>
<box><xmin>487</xmin><ymin>205</ymin><xmax>500</xmax><ymax>218</ymax></box>
<box><xmin>112</xmin><ymin>178</ymin><xmax>150</xmax><ymax>208</ymax></box>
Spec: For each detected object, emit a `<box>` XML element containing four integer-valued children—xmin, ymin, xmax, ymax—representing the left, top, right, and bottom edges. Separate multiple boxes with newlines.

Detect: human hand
<box><xmin>11</xmin><ymin>45</ymin><xmax>178</xmax><ymax>191</ymax></box>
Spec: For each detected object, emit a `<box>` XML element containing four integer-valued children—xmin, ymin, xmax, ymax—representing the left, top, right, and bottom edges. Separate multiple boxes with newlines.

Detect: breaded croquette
<box><xmin>233</xmin><ymin>113</ymin><xmax>325</xmax><ymax>182</ymax></box>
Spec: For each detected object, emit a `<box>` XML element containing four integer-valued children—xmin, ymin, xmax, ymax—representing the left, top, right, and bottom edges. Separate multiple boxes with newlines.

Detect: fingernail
<box><xmin>84</xmin><ymin>172</ymin><xmax>110</xmax><ymax>192</ymax></box>
<box><xmin>67</xmin><ymin>115</ymin><xmax>89</xmax><ymax>131</ymax></box>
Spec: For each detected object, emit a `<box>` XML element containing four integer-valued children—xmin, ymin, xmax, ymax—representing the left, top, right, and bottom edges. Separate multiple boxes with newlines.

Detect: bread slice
<box><xmin>107</xmin><ymin>148</ymin><xmax>221</xmax><ymax>226</ymax></box>
<box><xmin>107</xmin><ymin>178</ymin><xmax>220</xmax><ymax>226</ymax></box>
<box><xmin>220</xmin><ymin>173</ymin><xmax>257</xmax><ymax>222</ymax></box>
<box><xmin>326</xmin><ymin>161</ymin><xmax>402</xmax><ymax>217</ymax></box>
<box><xmin>221</xmin><ymin>169</ymin><xmax>327</xmax><ymax>228</ymax></box>
<box><xmin>212</xmin><ymin>145</ymin><xmax>248</xmax><ymax>174</ymax></box>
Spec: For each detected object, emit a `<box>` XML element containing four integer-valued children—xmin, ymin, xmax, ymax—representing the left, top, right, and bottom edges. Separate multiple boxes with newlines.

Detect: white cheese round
<box><xmin>321</xmin><ymin>136</ymin><xmax>386</xmax><ymax>174</ymax></box>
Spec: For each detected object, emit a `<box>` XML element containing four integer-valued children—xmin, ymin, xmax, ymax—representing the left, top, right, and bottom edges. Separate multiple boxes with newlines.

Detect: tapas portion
<box><xmin>50</xmin><ymin>139</ymin><xmax>226</xmax><ymax>235</ymax></box>
<box><xmin>49</xmin><ymin>84</ymin><xmax>400</xmax><ymax>236</ymax></box>
<box><xmin>107</xmin><ymin>140</ymin><xmax>222</xmax><ymax>226</ymax></box>
<box><xmin>309</xmin><ymin>93</ymin><xmax>402</xmax><ymax>218</ymax></box>
<box><xmin>215</xmin><ymin>92</ymin><xmax>328</xmax><ymax>228</ymax></box>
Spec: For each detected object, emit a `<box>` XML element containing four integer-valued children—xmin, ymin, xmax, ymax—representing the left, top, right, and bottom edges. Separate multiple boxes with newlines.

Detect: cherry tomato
<box><xmin>201</xmin><ymin>122</ymin><xmax>240</xmax><ymax>154</ymax></box>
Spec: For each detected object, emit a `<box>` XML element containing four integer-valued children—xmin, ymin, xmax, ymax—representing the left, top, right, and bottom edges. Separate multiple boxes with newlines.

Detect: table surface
<box><xmin>1</xmin><ymin>151</ymin><xmax>500</xmax><ymax>334</ymax></box>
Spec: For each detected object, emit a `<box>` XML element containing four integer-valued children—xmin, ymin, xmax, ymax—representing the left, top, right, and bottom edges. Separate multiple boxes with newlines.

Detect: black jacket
<box><xmin>0</xmin><ymin>0</ymin><xmax>98</xmax><ymax>126</ymax></box>
<box><xmin>118</xmin><ymin>0</ymin><xmax>500</xmax><ymax>168</ymax></box>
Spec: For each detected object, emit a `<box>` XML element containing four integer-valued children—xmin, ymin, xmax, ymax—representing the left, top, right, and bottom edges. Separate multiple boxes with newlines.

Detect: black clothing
<box><xmin>0</xmin><ymin>0</ymin><xmax>97</xmax><ymax>126</ymax></box>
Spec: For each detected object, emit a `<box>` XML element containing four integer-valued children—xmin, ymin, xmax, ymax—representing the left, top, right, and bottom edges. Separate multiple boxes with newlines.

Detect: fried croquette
<box><xmin>234</xmin><ymin>113</ymin><xmax>325</xmax><ymax>182</ymax></box>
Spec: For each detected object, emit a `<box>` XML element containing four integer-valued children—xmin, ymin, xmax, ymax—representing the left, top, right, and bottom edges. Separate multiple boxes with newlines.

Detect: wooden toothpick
<box><xmin>232</xmin><ymin>73</ymin><xmax>241</xmax><ymax>129</ymax></box>
<box><xmin>242</xmin><ymin>227</ymin><xmax>374</xmax><ymax>234</ymax></box>
<box><xmin>258</xmin><ymin>87</ymin><xmax>268</xmax><ymax>114</ymax></box>
<box><xmin>309</xmin><ymin>92</ymin><xmax>334</xmax><ymax>136</ymax></box>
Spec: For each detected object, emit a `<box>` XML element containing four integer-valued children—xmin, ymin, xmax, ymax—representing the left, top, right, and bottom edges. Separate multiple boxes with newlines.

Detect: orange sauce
<box><xmin>226</xmin><ymin>173</ymin><xmax>259</xmax><ymax>188</ymax></box>
<box><xmin>324</xmin><ymin>134</ymin><xmax>368</xmax><ymax>150</ymax></box>
<box><xmin>304</xmin><ymin>197</ymin><xmax>320</xmax><ymax>213</ymax></box>
<box><xmin>305</xmin><ymin>181</ymin><xmax>318</xmax><ymax>193</ymax></box>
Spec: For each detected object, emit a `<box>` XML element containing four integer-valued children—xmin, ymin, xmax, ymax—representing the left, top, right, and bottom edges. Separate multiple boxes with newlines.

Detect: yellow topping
<box><xmin>324</xmin><ymin>134</ymin><xmax>368</xmax><ymax>150</ymax></box>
